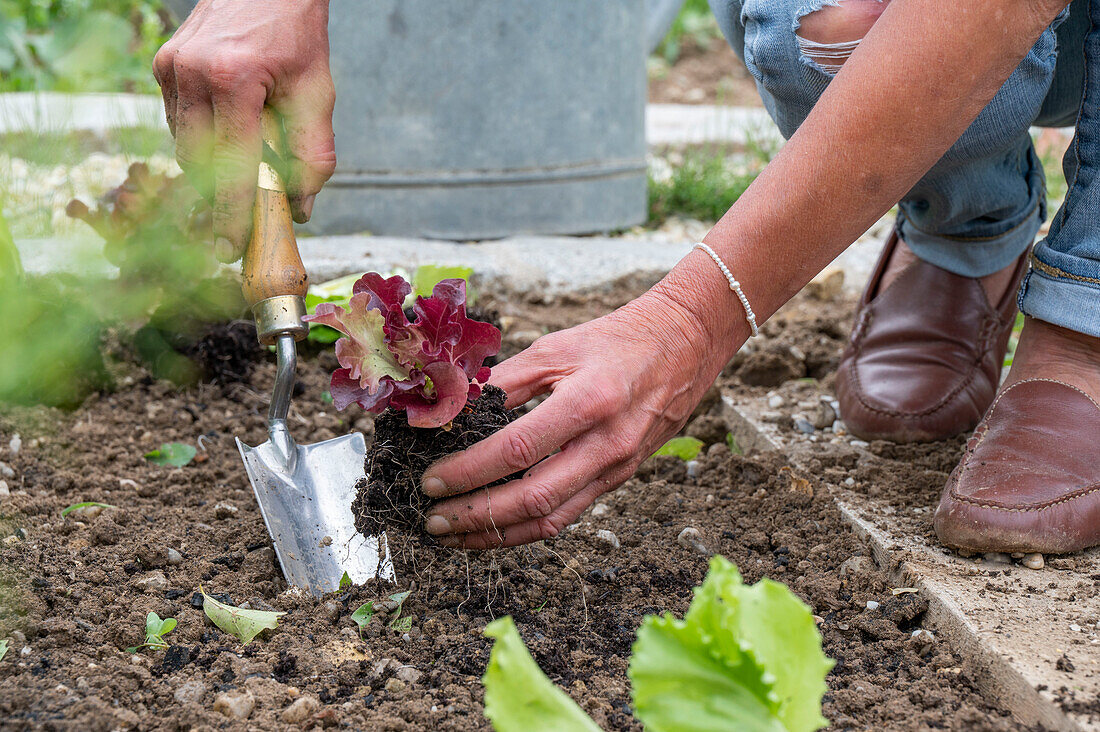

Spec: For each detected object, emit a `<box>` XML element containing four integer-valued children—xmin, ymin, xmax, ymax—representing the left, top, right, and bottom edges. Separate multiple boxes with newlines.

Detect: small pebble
<box><xmin>843</xmin><ymin>477</ymin><xmax>855</xmax><ymax>487</ymax></box>
<box><xmin>590</xmin><ymin>503</ymin><xmax>610</xmax><ymax>518</ymax></box>
<box><xmin>385</xmin><ymin>678</ymin><xmax>406</xmax><ymax>693</ymax></box>
<box><xmin>685</xmin><ymin>460</ymin><xmax>700</xmax><ymax>478</ymax></box>
<box><xmin>1022</xmin><ymin>553</ymin><xmax>1044</xmax><ymax>570</ymax></box>
<box><xmin>213</xmin><ymin>502</ymin><xmax>238</xmax><ymax>519</ymax></box>
<box><xmin>794</xmin><ymin>418</ymin><xmax>815</xmax><ymax>435</ymax></box>
<box><xmin>595</xmin><ymin>529</ymin><xmax>620</xmax><ymax>550</ymax></box>
<box><xmin>8</xmin><ymin>434</ymin><xmax>20</xmax><ymax>456</ymax></box>
<box><xmin>909</xmin><ymin>629</ymin><xmax>936</xmax><ymax>655</ymax></box>
<box><xmin>767</xmin><ymin>394</ymin><xmax>785</xmax><ymax>409</ymax></box>
<box><xmin>865</xmin><ymin>600</ymin><xmax>880</xmax><ymax>611</ymax></box>
<box><xmin>134</xmin><ymin>571</ymin><xmax>168</xmax><ymax>594</ymax></box>
<box><xmin>0</xmin><ymin>462</ymin><xmax>13</xmax><ymax>479</ymax></box>
<box><xmin>174</xmin><ymin>680</ymin><xmax>207</xmax><ymax>705</ymax></box>
<box><xmin>118</xmin><ymin>478</ymin><xmax>140</xmax><ymax>490</ymax></box>
<box><xmin>167</xmin><ymin>548</ymin><xmax>183</xmax><ymax>566</ymax></box>
<box><xmin>850</xmin><ymin>440</ymin><xmax>870</xmax><ymax>448</ymax></box>
<box><xmin>323</xmin><ymin>600</ymin><xmax>341</xmax><ymax>624</ymax></box>
<box><xmin>1010</xmin><ymin>552</ymin><xmax>1025</xmax><ymax>559</ymax></box>
<box><xmin>0</xmin><ymin>481</ymin><xmax>8</xmax><ymax>497</ymax></box>
<box><xmin>395</xmin><ymin>666</ymin><xmax>422</xmax><ymax>684</ymax></box>
<box><xmin>1071</xmin><ymin>624</ymin><xmax>1082</xmax><ymax>632</ymax></box>
<box><xmin>281</xmin><ymin>696</ymin><xmax>320</xmax><ymax>724</ymax></box>
<box><xmin>809</xmin><ymin>402</ymin><xmax>836</xmax><ymax>430</ymax></box>
<box><xmin>676</xmin><ymin>527</ymin><xmax>709</xmax><ymax>555</ymax></box>
<box><xmin>213</xmin><ymin>690</ymin><xmax>255</xmax><ymax>720</ymax></box>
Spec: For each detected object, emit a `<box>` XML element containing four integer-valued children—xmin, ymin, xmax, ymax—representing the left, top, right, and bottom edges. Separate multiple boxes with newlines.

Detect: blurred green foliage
<box><xmin>0</xmin><ymin>0</ymin><xmax>172</xmax><ymax>93</ymax></box>
<box><xmin>0</xmin><ymin>165</ymin><xmax>251</xmax><ymax>408</ymax></box>
<box><xmin>648</xmin><ymin>136</ymin><xmax>777</xmax><ymax>225</ymax></box>
<box><xmin>654</xmin><ymin>0</ymin><xmax>722</xmax><ymax>65</ymax></box>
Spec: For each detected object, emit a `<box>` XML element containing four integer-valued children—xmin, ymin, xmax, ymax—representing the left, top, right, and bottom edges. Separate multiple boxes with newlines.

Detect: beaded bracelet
<box><xmin>693</xmin><ymin>242</ymin><xmax>759</xmax><ymax>337</ymax></box>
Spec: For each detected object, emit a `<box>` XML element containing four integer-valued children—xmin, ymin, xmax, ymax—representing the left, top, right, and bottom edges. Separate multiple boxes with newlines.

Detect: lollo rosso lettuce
<box><xmin>303</xmin><ymin>272</ymin><xmax>501</xmax><ymax>428</ymax></box>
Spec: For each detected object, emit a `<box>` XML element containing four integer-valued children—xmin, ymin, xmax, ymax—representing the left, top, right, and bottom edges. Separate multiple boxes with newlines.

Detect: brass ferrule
<box><xmin>252</xmin><ymin>295</ymin><xmax>308</xmax><ymax>346</ymax></box>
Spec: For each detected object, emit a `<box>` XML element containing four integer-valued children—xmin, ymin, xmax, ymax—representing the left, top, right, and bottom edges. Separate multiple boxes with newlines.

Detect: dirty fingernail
<box><xmin>422</xmin><ymin>476</ymin><xmax>446</xmax><ymax>497</ymax></box>
<box><xmin>425</xmin><ymin>515</ymin><xmax>451</xmax><ymax>536</ymax></box>
<box><xmin>299</xmin><ymin>194</ymin><xmax>316</xmax><ymax>220</ymax></box>
<box><xmin>214</xmin><ymin>237</ymin><xmax>236</xmax><ymax>262</ymax></box>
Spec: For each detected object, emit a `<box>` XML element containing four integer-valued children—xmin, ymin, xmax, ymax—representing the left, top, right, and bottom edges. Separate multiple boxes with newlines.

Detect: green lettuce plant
<box><xmin>482</xmin><ymin>556</ymin><xmax>833</xmax><ymax>732</ymax></box>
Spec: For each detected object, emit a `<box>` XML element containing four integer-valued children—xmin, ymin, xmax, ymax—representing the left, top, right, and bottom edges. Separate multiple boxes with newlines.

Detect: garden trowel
<box><xmin>235</xmin><ymin>111</ymin><xmax>393</xmax><ymax>595</ymax></box>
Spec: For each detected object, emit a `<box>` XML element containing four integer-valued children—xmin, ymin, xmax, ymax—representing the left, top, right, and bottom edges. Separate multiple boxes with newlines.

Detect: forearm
<box><xmin>653</xmin><ymin>0</ymin><xmax>1069</xmax><ymax>360</ymax></box>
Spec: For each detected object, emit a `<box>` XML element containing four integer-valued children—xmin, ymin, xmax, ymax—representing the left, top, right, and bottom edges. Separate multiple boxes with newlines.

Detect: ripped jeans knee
<box><xmin>795</xmin><ymin>0</ymin><xmax>888</xmax><ymax>76</ymax></box>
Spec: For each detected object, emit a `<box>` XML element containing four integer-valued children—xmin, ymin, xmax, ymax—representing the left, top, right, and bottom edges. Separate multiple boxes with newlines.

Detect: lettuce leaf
<box><xmin>482</xmin><ymin>616</ymin><xmax>603</xmax><ymax>732</ymax></box>
<box><xmin>629</xmin><ymin>556</ymin><xmax>832</xmax><ymax>732</ymax></box>
<box><xmin>304</xmin><ymin>272</ymin><xmax>500</xmax><ymax>427</ymax></box>
<box><xmin>481</xmin><ymin>557</ymin><xmax>832</xmax><ymax>732</ymax></box>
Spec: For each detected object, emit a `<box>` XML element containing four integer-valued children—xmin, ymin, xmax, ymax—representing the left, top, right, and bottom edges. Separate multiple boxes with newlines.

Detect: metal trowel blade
<box><xmin>236</xmin><ymin>431</ymin><xmax>394</xmax><ymax>596</ymax></box>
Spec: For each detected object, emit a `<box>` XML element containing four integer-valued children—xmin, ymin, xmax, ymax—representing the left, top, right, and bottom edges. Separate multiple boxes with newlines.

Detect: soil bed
<box><xmin>0</xmin><ymin>285</ymin><xmax>1042</xmax><ymax>731</ymax></box>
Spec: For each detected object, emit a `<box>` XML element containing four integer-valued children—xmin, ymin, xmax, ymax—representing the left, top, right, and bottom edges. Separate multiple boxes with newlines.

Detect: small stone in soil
<box><xmin>909</xmin><ymin>629</ymin><xmax>935</xmax><ymax>655</ymax></box>
<box><xmin>8</xmin><ymin>434</ymin><xmax>20</xmax><ymax>455</ymax></box>
<box><xmin>213</xmin><ymin>690</ymin><xmax>255</xmax><ymax>720</ymax></box>
<box><xmin>590</xmin><ymin>503</ymin><xmax>610</xmax><ymax>518</ymax></box>
<box><xmin>0</xmin><ymin>462</ymin><xmax>13</xmax><ymax>478</ymax></box>
<box><xmin>0</xmin><ymin>481</ymin><xmax>8</xmax><ymax>497</ymax></box>
<box><xmin>133</xmin><ymin>571</ymin><xmax>168</xmax><ymax>593</ymax></box>
<box><xmin>1022</xmin><ymin>552</ymin><xmax>1044</xmax><ymax>570</ymax></box>
<box><xmin>282</xmin><ymin>696</ymin><xmax>321</xmax><ymax>724</ymax></box>
<box><xmin>865</xmin><ymin>600</ymin><xmax>880</xmax><ymax>611</ymax></box>
<box><xmin>767</xmin><ymin>393</ymin><xmax>785</xmax><ymax>408</ymax></box>
<box><xmin>595</xmin><ymin>529</ymin><xmax>620</xmax><ymax>549</ymax></box>
<box><xmin>213</xmin><ymin>502</ymin><xmax>238</xmax><ymax>519</ymax></box>
<box><xmin>167</xmin><ymin>548</ymin><xmax>183</xmax><ymax>565</ymax></box>
<box><xmin>794</xmin><ymin>418</ymin><xmax>815</xmax><ymax>434</ymax></box>
<box><xmin>395</xmin><ymin>666</ymin><xmax>422</xmax><ymax>684</ymax></box>
<box><xmin>174</xmin><ymin>680</ymin><xmax>207</xmax><ymax>705</ymax></box>
<box><xmin>676</xmin><ymin>527</ymin><xmax>709</xmax><ymax>555</ymax></box>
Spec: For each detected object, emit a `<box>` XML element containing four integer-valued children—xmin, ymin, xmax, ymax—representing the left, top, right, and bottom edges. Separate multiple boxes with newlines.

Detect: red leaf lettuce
<box><xmin>303</xmin><ymin>273</ymin><xmax>500</xmax><ymax>428</ymax></box>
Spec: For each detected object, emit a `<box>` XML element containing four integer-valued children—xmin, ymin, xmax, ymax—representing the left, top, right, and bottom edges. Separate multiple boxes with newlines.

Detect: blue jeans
<box><xmin>710</xmin><ymin>0</ymin><xmax>1100</xmax><ymax>337</ymax></box>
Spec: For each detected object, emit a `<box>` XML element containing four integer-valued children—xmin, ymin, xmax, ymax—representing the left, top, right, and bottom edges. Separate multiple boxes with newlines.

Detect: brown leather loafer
<box><xmin>934</xmin><ymin>378</ymin><xmax>1100</xmax><ymax>554</ymax></box>
<box><xmin>835</xmin><ymin>231</ymin><xmax>1027</xmax><ymax>442</ymax></box>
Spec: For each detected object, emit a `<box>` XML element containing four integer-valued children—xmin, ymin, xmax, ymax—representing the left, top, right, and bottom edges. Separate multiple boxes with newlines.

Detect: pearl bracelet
<box><xmin>692</xmin><ymin>242</ymin><xmax>759</xmax><ymax>337</ymax></box>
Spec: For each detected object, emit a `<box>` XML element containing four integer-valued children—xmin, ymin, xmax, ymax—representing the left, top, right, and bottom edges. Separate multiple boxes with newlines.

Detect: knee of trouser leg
<box><xmin>796</xmin><ymin>0</ymin><xmax>888</xmax><ymax>76</ymax></box>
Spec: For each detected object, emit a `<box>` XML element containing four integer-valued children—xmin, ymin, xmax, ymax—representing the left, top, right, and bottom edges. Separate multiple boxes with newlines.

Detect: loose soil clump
<box><xmin>353</xmin><ymin>386</ymin><xmax>518</xmax><ymax>536</ymax></box>
<box><xmin>0</xmin><ymin>286</ymin><xmax>1046</xmax><ymax>730</ymax></box>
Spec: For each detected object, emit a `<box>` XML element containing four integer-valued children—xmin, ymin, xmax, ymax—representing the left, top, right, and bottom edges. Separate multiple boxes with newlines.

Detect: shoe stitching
<box><xmin>846</xmin><ymin>311</ymin><xmax>1002</xmax><ymax>419</ymax></box>
<box><xmin>843</xmin><ymin>244</ymin><xmax>1020</xmax><ymax>422</ymax></box>
<box><xmin>947</xmin><ymin>378</ymin><xmax>1100</xmax><ymax>512</ymax></box>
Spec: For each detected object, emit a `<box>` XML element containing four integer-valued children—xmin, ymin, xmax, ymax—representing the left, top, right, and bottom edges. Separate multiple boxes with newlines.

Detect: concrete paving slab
<box><xmin>0</xmin><ymin>92</ymin><xmax>165</xmax><ymax>135</ymax></box>
<box><xmin>721</xmin><ymin>393</ymin><xmax>1100</xmax><ymax>732</ymax></box>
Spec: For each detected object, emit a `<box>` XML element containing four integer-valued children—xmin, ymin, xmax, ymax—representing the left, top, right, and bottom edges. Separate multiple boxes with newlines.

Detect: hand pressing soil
<box><xmin>352</xmin><ymin>385</ymin><xmax>519</xmax><ymax>536</ymax></box>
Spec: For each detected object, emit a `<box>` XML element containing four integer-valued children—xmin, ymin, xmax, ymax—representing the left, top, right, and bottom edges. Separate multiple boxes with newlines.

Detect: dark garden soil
<box><xmin>354</xmin><ymin>386</ymin><xmax>518</xmax><ymax>537</ymax></box>
<box><xmin>0</xmin><ymin>283</ymin><xmax>1046</xmax><ymax>731</ymax></box>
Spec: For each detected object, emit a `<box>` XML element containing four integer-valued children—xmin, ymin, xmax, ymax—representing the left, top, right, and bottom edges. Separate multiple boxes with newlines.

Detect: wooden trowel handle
<box><xmin>241</xmin><ymin>109</ymin><xmax>309</xmax><ymax>307</ymax></box>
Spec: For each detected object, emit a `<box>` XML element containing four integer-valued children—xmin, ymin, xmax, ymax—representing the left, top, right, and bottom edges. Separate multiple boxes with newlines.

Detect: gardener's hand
<box><xmin>420</xmin><ymin>282</ymin><xmax>746</xmax><ymax>549</ymax></box>
<box><xmin>152</xmin><ymin>0</ymin><xmax>335</xmax><ymax>262</ymax></box>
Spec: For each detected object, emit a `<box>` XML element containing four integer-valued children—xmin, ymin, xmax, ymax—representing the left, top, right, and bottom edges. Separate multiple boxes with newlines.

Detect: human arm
<box><xmin>421</xmin><ymin>0</ymin><xmax>1071</xmax><ymax>548</ymax></box>
<box><xmin>152</xmin><ymin>0</ymin><xmax>336</xmax><ymax>262</ymax></box>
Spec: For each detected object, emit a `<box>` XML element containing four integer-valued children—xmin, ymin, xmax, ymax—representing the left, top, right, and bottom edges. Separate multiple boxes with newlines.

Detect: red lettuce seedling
<box><xmin>304</xmin><ymin>273</ymin><xmax>500</xmax><ymax>428</ymax></box>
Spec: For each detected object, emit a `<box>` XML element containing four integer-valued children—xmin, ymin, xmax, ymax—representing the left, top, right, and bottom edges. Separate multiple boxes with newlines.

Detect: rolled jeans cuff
<box><xmin>1018</xmin><ymin>256</ymin><xmax>1100</xmax><ymax>338</ymax></box>
<box><xmin>897</xmin><ymin>205</ymin><xmax>1043</xmax><ymax>279</ymax></box>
